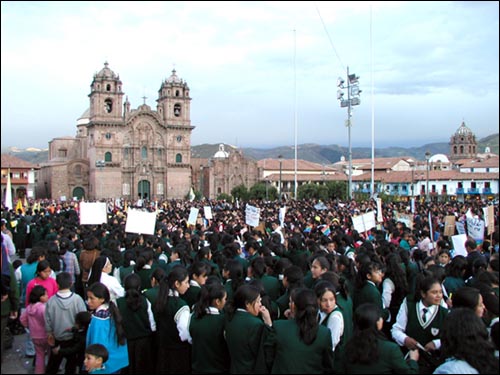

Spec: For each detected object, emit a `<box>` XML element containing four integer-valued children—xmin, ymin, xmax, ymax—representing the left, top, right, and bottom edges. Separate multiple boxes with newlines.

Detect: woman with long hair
<box><xmin>224</xmin><ymin>284</ymin><xmax>272</xmax><ymax>374</ymax></box>
<box><xmin>434</xmin><ymin>308</ymin><xmax>498</xmax><ymax>374</ymax></box>
<box><xmin>116</xmin><ymin>273</ymin><xmax>156</xmax><ymax>374</ymax></box>
<box><xmin>86</xmin><ymin>282</ymin><xmax>128</xmax><ymax>374</ymax></box>
<box><xmin>153</xmin><ymin>266</ymin><xmax>192</xmax><ymax>374</ymax></box>
<box><xmin>341</xmin><ymin>303</ymin><xmax>419</xmax><ymax>374</ymax></box>
<box><xmin>189</xmin><ymin>283</ymin><xmax>229</xmax><ymax>374</ymax></box>
<box><xmin>391</xmin><ymin>273</ymin><xmax>448</xmax><ymax>373</ymax></box>
<box><xmin>264</xmin><ymin>288</ymin><xmax>334</xmax><ymax>374</ymax></box>
<box><xmin>87</xmin><ymin>256</ymin><xmax>124</xmax><ymax>303</ymax></box>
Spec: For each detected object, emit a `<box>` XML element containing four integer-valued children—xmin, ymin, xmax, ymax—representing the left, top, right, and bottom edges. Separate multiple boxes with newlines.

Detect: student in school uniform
<box><xmin>339</xmin><ymin>303</ymin><xmax>419</xmax><ymax>374</ymax></box>
<box><xmin>116</xmin><ymin>273</ymin><xmax>156</xmax><ymax>374</ymax></box>
<box><xmin>224</xmin><ymin>284</ymin><xmax>273</xmax><ymax>374</ymax></box>
<box><xmin>188</xmin><ymin>283</ymin><xmax>230</xmax><ymax>374</ymax></box>
<box><xmin>153</xmin><ymin>266</ymin><xmax>192</xmax><ymax>374</ymax></box>
<box><xmin>391</xmin><ymin>273</ymin><xmax>449</xmax><ymax>374</ymax></box>
<box><xmin>264</xmin><ymin>288</ymin><xmax>334</xmax><ymax>374</ymax></box>
<box><xmin>352</xmin><ymin>261</ymin><xmax>389</xmax><ymax>322</ymax></box>
<box><xmin>183</xmin><ymin>261</ymin><xmax>209</xmax><ymax>310</ymax></box>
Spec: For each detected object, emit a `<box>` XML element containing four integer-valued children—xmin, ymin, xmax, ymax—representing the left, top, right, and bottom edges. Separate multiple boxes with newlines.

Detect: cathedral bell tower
<box><xmin>156</xmin><ymin>69</ymin><xmax>191</xmax><ymax>125</ymax></box>
<box><xmin>449</xmin><ymin>121</ymin><xmax>477</xmax><ymax>161</ymax></box>
<box><xmin>88</xmin><ymin>62</ymin><xmax>124</xmax><ymax>122</ymax></box>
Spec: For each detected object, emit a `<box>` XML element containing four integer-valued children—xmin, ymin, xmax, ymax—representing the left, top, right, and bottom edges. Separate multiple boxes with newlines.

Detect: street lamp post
<box><xmin>278</xmin><ymin>155</ymin><xmax>283</xmax><ymax>198</ymax></box>
<box><xmin>337</xmin><ymin>66</ymin><xmax>361</xmax><ymax>200</ymax></box>
<box><xmin>425</xmin><ymin>151</ymin><xmax>431</xmax><ymax>202</ymax></box>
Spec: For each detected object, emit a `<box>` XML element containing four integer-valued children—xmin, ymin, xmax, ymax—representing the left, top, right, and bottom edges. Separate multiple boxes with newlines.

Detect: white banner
<box><xmin>376</xmin><ymin>198</ymin><xmax>383</xmax><ymax>223</ymax></box>
<box><xmin>466</xmin><ymin>217</ymin><xmax>485</xmax><ymax>245</ymax></box>
<box><xmin>245</xmin><ymin>204</ymin><xmax>261</xmax><ymax>227</ymax></box>
<box><xmin>204</xmin><ymin>206</ymin><xmax>213</xmax><ymax>220</ymax></box>
<box><xmin>125</xmin><ymin>208</ymin><xmax>156</xmax><ymax>235</ymax></box>
<box><xmin>456</xmin><ymin>221</ymin><xmax>466</xmax><ymax>235</ymax></box>
<box><xmin>352</xmin><ymin>211</ymin><xmax>376</xmax><ymax>233</ymax></box>
<box><xmin>79</xmin><ymin>202</ymin><xmax>107</xmax><ymax>225</ymax></box>
<box><xmin>188</xmin><ymin>207</ymin><xmax>199</xmax><ymax>226</ymax></box>
<box><xmin>451</xmin><ymin>234</ymin><xmax>468</xmax><ymax>257</ymax></box>
<box><xmin>279</xmin><ymin>206</ymin><xmax>286</xmax><ymax>227</ymax></box>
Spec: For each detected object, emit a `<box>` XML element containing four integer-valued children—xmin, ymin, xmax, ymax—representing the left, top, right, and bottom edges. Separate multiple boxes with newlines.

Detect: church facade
<box><xmin>37</xmin><ymin>63</ymin><xmax>194</xmax><ymax>201</ymax></box>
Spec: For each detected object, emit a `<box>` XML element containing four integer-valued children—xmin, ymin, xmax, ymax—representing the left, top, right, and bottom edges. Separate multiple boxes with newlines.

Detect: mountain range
<box><xmin>3</xmin><ymin>133</ymin><xmax>498</xmax><ymax>165</ymax></box>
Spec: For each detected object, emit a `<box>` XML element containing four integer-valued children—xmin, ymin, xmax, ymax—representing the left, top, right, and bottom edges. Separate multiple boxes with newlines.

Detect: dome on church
<box><xmin>166</xmin><ymin>69</ymin><xmax>182</xmax><ymax>84</ymax></box>
<box><xmin>429</xmin><ymin>154</ymin><xmax>449</xmax><ymax>163</ymax></box>
<box><xmin>455</xmin><ymin>121</ymin><xmax>473</xmax><ymax>136</ymax></box>
<box><xmin>214</xmin><ymin>144</ymin><xmax>229</xmax><ymax>159</ymax></box>
<box><xmin>95</xmin><ymin>62</ymin><xmax>118</xmax><ymax>79</ymax></box>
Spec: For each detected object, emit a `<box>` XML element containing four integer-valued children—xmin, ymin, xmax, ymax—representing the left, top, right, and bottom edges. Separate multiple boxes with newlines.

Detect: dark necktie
<box><xmin>422</xmin><ymin>307</ymin><xmax>428</xmax><ymax>323</ymax></box>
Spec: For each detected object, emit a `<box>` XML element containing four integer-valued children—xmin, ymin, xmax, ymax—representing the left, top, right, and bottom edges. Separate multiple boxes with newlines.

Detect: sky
<box><xmin>1</xmin><ymin>1</ymin><xmax>499</xmax><ymax>151</ymax></box>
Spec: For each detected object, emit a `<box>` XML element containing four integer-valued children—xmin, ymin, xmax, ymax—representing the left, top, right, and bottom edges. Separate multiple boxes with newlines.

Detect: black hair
<box><xmin>87</xmin><ymin>282</ymin><xmax>126</xmax><ymax>345</ymax></box>
<box><xmin>226</xmin><ymin>284</ymin><xmax>260</xmax><ymax>321</ymax></box>
<box><xmin>345</xmin><ymin>303</ymin><xmax>385</xmax><ymax>364</ymax></box>
<box><xmin>123</xmin><ymin>273</ymin><xmax>142</xmax><ymax>312</ymax></box>
<box><xmin>85</xmin><ymin>343</ymin><xmax>109</xmax><ymax>363</ymax></box>
<box><xmin>75</xmin><ymin>311</ymin><xmax>92</xmax><ymax>328</ymax></box>
<box><xmin>439</xmin><ymin>308</ymin><xmax>498</xmax><ymax>374</ymax></box>
<box><xmin>292</xmin><ymin>288</ymin><xmax>320</xmax><ymax>345</ymax></box>
<box><xmin>154</xmin><ymin>266</ymin><xmax>189</xmax><ymax>315</ymax></box>
<box><xmin>28</xmin><ymin>285</ymin><xmax>47</xmax><ymax>304</ymax></box>
<box><xmin>193</xmin><ymin>283</ymin><xmax>227</xmax><ymax>319</ymax></box>
<box><xmin>56</xmin><ymin>272</ymin><xmax>72</xmax><ymax>289</ymax></box>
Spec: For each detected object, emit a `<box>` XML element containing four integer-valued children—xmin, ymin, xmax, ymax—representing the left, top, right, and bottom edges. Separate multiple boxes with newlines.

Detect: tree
<box><xmin>325</xmin><ymin>181</ymin><xmax>348</xmax><ymax>201</ymax></box>
<box><xmin>217</xmin><ymin>193</ymin><xmax>232</xmax><ymax>201</ymax></box>
<box><xmin>231</xmin><ymin>184</ymin><xmax>249</xmax><ymax>201</ymax></box>
<box><xmin>249</xmin><ymin>182</ymin><xmax>278</xmax><ymax>201</ymax></box>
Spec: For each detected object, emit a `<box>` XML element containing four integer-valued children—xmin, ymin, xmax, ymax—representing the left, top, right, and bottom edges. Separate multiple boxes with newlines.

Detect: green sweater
<box><xmin>340</xmin><ymin>337</ymin><xmax>419</xmax><ymax>374</ymax></box>
<box><xmin>264</xmin><ymin>318</ymin><xmax>334</xmax><ymax>374</ymax></box>
<box><xmin>116</xmin><ymin>295</ymin><xmax>153</xmax><ymax>340</ymax></box>
<box><xmin>189</xmin><ymin>310</ymin><xmax>229</xmax><ymax>373</ymax></box>
<box><xmin>224</xmin><ymin>310</ymin><xmax>269</xmax><ymax>374</ymax></box>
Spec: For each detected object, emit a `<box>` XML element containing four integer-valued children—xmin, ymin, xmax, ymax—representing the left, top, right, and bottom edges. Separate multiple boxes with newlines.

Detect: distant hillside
<box><xmin>3</xmin><ymin>133</ymin><xmax>498</xmax><ymax>165</ymax></box>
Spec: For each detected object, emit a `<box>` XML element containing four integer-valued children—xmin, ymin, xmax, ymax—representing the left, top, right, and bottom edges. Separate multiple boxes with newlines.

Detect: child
<box><xmin>51</xmin><ymin>311</ymin><xmax>91</xmax><ymax>374</ymax></box>
<box><xmin>25</xmin><ymin>260</ymin><xmax>58</xmax><ymax>308</ymax></box>
<box><xmin>86</xmin><ymin>282</ymin><xmax>129</xmax><ymax>374</ymax></box>
<box><xmin>20</xmin><ymin>285</ymin><xmax>50</xmax><ymax>374</ymax></box>
<box><xmin>45</xmin><ymin>272</ymin><xmax>87</xmax><ymax>374</ymax></box>
<box><xmin>84</xmin><ymin>343</ymin><xmax>109</xmax><ymax>374</ymax></box>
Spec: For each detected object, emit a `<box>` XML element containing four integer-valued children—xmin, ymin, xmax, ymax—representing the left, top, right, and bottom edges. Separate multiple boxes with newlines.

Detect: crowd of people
<box><xmin>1</xmin><ymin>196</ymin><xmax>499</xmax><ymax>374</ymax></box>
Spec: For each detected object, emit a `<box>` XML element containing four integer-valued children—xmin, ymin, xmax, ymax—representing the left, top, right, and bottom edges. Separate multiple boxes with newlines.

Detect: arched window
<box><xmin>106</xmin><ymin>84</ymin><xmax>111</xmax><ymax>91</ymax></box>
<box><xmin>174</xmin><ymin>104</ymin><xmax>181</xmax><ymax>117</ymax></box>
<box><xmin>142</xmin><ymin>146</ymin><xmax>148</xmax><ymax>159</ymax></box>
<box><xmin>104</xmin><ymin>99</ymin><xmax>113</xmax><ymax>113</ymax></box>
<box><xmin>176</xmin><ymin>153</ymin><xmax>182</xmax><ymax>163</ymax></box>
<box><xmin>74</xmin><ymin>165</ymin><xmax>82</xmax><ymax>177</ymax></box>
<box><xmin>105</xmin><ymin>152</ymin><xmax>112</xmax><ymax>162</ymax></box>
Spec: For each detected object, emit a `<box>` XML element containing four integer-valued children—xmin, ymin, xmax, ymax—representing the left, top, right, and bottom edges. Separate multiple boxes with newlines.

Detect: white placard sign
<box><xmin>455</xmin><ymin>221</ymin><xmax>466</xmax><ymax>235</ymax></box>
<box><xmin>451</xmin><ymin>234</ymin><xmax>468</xmax><ymax>257</ymax></box>
<box><xmin>125</xmin><ymin>208</ymin><xmax>156</xmax><ymax>235</ymax></box>
<box><xmin>188</xmin><ymin>207</ymin><xmax>200</xmax><ymax>226</ymax></box>
<box><xmin>376</xmin><ymin>198</ymin><xmax>383</xmax><ymax>223</ymax></box>
<box><xmin>466</xmin><ymin>217</ymin><xmax>485</xmax><ymax>245</ymax></box>
<box><xmin>279</xmin><ymin>206</ymin><xmax>286</xmax><ymax>227</ymax></box>
<box><xmin>204</xmin><ymin>206</ymin><xmax>213</xmax><ymax>220</ymax></box>
<box><xmin>79</xmin><ymin>202</ymin><xmax>107</xmax><ymax>225</ymax></box>
<box><xmin>352</xmin><ymin>211</ymin><xmax>376</xmax><ymax>233</ymax></box>
<box><xmin>245</xmin><ymin>204</ymin><xmax>261</xmax><ymax>227</ymax></box>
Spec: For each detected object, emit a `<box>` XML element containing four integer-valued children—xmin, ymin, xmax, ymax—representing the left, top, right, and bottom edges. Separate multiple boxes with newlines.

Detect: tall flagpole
<box><xmin>5</xmin><ymin>168</ymin><xmax>13</xmax><ymax>210</ymax></box>
<box><xmin>370</xmin><ymin>4</ymin><xmax>375</xmax><ymax>197</ymax></box>
<box><xmin>294</xmin><ymin>29</ymin><xmax>298</xmax><ymax>199</ymax></box>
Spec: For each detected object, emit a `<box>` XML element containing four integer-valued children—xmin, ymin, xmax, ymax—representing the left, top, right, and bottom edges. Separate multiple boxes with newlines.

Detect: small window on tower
<box><xmin>105</xmin><ymin>133</ymin><xmax>112</xmax><ymax>140</ymax></box>
<box><xmin>106</xmin><ymin>84</ymin><xmax>111</xmax><ymax>91</ymax></box>
<box><xmin>175</xmin><ymin>90</ymin><xmax>180</xmax><ymax>97</ymax></box>
<box><xmin>174</xmin><ymin>104</ymin><xmax>181</xmax><ymax>117</ymax></box>
<box><xmin>105</xmin><ymin>99</ymin><xmax>113</xmax><ymax>113</ymax></box>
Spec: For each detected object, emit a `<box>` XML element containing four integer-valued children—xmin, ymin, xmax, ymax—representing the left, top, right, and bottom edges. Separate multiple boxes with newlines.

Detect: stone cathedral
<box><xmin>38</xmin><ymin>63</ymin><xmax>194</xmax><ymax>200</ymax></box>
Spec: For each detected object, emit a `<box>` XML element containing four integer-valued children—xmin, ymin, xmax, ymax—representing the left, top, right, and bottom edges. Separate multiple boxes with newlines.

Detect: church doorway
<box><xmin>72</xmin><ymin>187</ymin><xmax>85</xmax><ymax>200</ymax></box>
<box><xmin>138</xmin><ymin>180</ymin><xmax>150</xmax><ymax>199</ymax></box>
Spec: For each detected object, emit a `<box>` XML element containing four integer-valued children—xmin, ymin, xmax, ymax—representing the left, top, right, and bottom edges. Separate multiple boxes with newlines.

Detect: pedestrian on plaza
<box><xmin>153</xmin><ymin>265</ymin><xmax>192</xmax><ymax>374</ymax></box>
<box><xmin>433</xmin><ymin>308</ymin><xmax>498</xmax><ymax>374</ymax></box>
<box><xmin>339</xmin><ymin>302</ymin><xmax>419</xmax><ymax>374</ymax></box>
<box><xmin>116</xmin><ymin>273</ymin><xmax>156</xmax><ymax>374</ymax></box>
<box><xmin>189</xmin><ymin>282</ymin><xmax>230</xmax><ymax>374</ymax></box>
<box><xmin>264</xmin><ymin>287</ymin><xmax>334</xmax><ymax>374</ymax></box>
<box><xmin>44</xmin><ymin>272</ymin><xmax>87</xmax><ymax>374</ymax></box>
<box><xmin>86</xmin><ymin>282</ymin><xmax>129</xmax><ymax>374</ymax></box>
<box><xmin>20</xmin><ymin>285</ymin><xmax>50</xmax><ymax>374</ymax></box>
